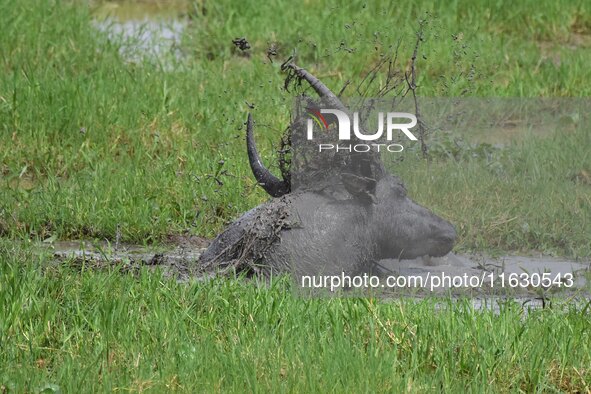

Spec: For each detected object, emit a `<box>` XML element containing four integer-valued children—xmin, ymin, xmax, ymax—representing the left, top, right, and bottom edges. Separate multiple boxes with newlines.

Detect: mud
<box><xmin>378</xmin><ymin>253</ymin><xmax>589</xmax><ymax>298</ymax></box>
<box><xmin>48</xmin><ymin>240</ymin><xmax>204</xmax><ymax>281</ymax></box>
<box><xmin>47</xmin><ymin>240</ymin><xmax>590</xmax><ymax>304</ymax></box>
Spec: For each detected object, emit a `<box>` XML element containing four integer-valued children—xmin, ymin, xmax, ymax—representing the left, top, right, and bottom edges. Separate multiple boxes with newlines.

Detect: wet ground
<box><xmin>48</xmin><ymin>239</ymin><xmax>205</xmax><ymax>281</ymax></box>
<box><xmin>47</xmin><ymin>240</ymin><xmax>590</xmax><ymax>307</ymax></box>
<box><xmin>380</xmin><ymin>254</ymin><xmax>590</xmax><ymax>309</ymax></box>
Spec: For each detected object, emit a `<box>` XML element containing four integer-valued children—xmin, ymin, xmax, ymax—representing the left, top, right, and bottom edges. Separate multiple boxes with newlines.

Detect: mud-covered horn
<box><xmin>246</xmin><ymin>113</ymin><xmax>290</xmax><ymax>197</ymax></box>
<box><xmin>285</xmin><ymin>62</ymin><xmax>386</xmax><ymax>180</ymax></box>
<box><xmin>283</xmin><ymin>63</ymin><xmax>348</xmax><ymax>111</ymax></box>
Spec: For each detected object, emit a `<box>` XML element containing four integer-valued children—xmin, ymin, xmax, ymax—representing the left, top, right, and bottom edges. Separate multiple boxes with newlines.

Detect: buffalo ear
<box><xmin>340</xmin><ymin>172</ymin><xmax>377</xmax><ymax>204</ymax></box>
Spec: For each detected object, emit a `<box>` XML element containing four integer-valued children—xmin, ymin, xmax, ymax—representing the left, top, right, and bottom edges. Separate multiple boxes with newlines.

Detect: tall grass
<box><xmin>1</xmin><ymin>241</ymin><xmax>590</xmax><ymax>392</ymax></box>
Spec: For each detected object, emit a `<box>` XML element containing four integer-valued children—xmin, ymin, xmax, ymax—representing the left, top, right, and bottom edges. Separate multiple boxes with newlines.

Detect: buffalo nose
<box><xmin>438</xmin><ymin>223</ymin><xmax>457</xmax><ymax>244</ymax></box>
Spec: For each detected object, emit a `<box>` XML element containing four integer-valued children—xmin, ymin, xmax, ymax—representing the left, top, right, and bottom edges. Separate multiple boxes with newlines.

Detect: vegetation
<box><xmin>1</xmin><ymin>0</ymin><xmax>590</xmax><ymax>391</ymax></box>
<box><xmin>2</xmin><ymin>241</ymin><xmax>591</xmax><ymax>392</ymax></box>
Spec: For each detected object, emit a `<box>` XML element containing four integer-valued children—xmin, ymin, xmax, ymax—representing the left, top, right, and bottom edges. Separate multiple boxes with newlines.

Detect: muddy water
<box><xmin>92</xmin><ymin>1</ymin><xmax>188</xmax><ymax>64</ymax></box>
<box><xmin>47</xmin><ymin>240</ymin><xmax>590</xmax><ymax>310</ymax></box>
<box><xmin>379</xmin><ymin>254</ymin><xmax>590</xmax><ymax>310</ymax></box>
<box><xmin>49</xmin><ymin>240</ymin><xmax>204</xmax><ymax>281</ymax></box>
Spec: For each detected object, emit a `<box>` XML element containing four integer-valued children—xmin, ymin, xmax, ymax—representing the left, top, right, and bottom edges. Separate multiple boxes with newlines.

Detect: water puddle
<box><xmin>379</xmin><ymin>254</ymin><xmax>589</xmax><ymax>303</ymax></box>
<box><xmin>47</xmin><ymin>239</ymin><xmax>203</xmax><ymax>281</ymax></box>
<box><xmin>91</xmin><ymin>1</ymin><xmax>189</xmax><ymax>64</ymax></box>
<box><xmin>44</xmin><ymin>240</ymin><xmax>590</xmax><ymax>311</ymax></box>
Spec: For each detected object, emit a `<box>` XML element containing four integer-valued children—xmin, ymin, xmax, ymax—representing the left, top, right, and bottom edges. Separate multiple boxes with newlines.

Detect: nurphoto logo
<box><xmin>306</xmin><ymin>108</ymin><xmax>418</xmax><ymax>153</ymax></box>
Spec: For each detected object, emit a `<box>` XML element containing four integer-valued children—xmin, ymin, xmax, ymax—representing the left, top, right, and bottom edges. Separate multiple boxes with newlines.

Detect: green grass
<box><xmin>1</xmin><ymin>241</ymin><xmax>590</xmax><ymax>392</ymax></box>
<box><xmin>1</xmin><ymin>0</ymin><xmax>590</xmax><ymax>253</ymax></box>
<box><xmin>1</xmin><ymin>0</ymin><xmax>591</xmax><ymax>391</ymax></box>
<box><xmin>392</xmin><ymin>122</ymin><xmax>591</xmax><ymax>258</ymax></box>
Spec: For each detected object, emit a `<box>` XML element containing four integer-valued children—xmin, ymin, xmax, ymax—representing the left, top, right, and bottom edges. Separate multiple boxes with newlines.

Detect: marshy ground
<box><xmin>48</xmin><ymin>240</ymin><xmax>590</xmax><ymax>299</ymax></box>
<box><xmin>1</xmin><ymin>0</ymin><xmax>591</xmax><ymax>392</ymax></box>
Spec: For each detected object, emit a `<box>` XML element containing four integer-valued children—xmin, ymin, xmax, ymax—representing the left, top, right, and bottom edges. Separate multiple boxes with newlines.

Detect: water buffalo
<box><xmin>198</xmin><ymin>63</ymin><xmax>456</xmax><ymax>279</ymax></box>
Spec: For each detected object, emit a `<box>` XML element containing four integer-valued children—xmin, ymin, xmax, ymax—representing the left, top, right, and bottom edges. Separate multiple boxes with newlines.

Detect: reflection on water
<box><xmin>92</xmin><ymin>1</ymin><xmax>188</xmax><ymax>65</ymax></box>
<box><xmin>93</xmin><ymin>18</ymin><xmax>186</xmax><ymax>63</ymax></box>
